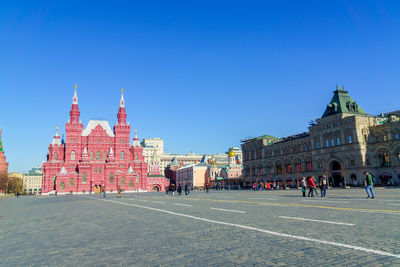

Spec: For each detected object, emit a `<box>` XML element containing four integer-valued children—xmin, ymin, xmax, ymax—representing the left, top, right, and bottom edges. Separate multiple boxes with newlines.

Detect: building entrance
<box><xmin>94</xmin><ymin>185</ymin><xmax>102</xmax><ymax>194</ymax></box>
<box><xmin>330</xmin><ymin>161</ymin><xmax>343</xmax><ymax>187</ymax></box>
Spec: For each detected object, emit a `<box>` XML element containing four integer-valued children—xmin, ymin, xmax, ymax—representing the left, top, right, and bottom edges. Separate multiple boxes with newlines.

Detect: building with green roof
<box><xmin>241</xmin><ymin>86</ymin><xmax>400</xmax><ymax>188</ymax></box>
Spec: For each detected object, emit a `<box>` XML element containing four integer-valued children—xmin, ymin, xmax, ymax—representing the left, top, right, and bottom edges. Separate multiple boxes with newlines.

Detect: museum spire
<box><xmin>117</xmin><ymin>88</ymin><xmax>127</xmax><ymax>125</ymax></box>
<box><xmin>69</xmin><ymin>84</ymin><xmax>80</xmax><ymax>124</ymax></box>
<box><xmin>72</xmin><ymin>84</ymin><xmax>78</xmax><ymax>104</ymax></box>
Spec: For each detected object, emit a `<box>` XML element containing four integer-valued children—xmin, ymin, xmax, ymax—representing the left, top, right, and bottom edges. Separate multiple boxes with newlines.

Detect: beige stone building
<box><xmin>22</xmin><ymin>165</ymin><xmax>43</xmax><ymax>194</ymax></box>
<box><xmin>141</xmin><ymin>138</ymin><xmax>206</xmax><ymax>173</ymax></box>
<box><xmin>241</xmin><ymin>86</ymin><xmax>400</xmax><ymax>187</ymax></box>
<box><xmin>176</xmin><ymin>163</ymin><xmax>208</xmax><ymax>189</ymax></box>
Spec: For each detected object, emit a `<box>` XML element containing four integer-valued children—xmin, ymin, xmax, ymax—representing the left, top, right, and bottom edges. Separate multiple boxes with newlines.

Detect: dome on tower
<box><xmin>228</xmin><ymin>147</ymin><xmax>235</xmax><ymax>157</ymax></box>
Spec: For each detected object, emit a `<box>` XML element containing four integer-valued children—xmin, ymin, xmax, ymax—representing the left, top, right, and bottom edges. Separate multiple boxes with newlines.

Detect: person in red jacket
<box><xmin>307</xmin><ymin>176</ymin><xmax>316</xmax><ymax>197</ymax></box>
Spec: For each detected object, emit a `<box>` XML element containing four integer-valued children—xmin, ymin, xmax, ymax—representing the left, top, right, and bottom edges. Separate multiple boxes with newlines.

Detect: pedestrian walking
<box><xmin>102</xmin><ymin>190</ymin><xmax>106</xmax><ymax>198</ymax></box>
<box><xmin>307</xmin><ymin>176</ymin><xmax>315</xmax><ymax>197</ymax></box>
<box><xmin>320</xmin><ymin>175</ymin><xmax>328</xmax><ymax>197</ymax></box>
<box><xmin>312</xmin><ymin>176</ymin><xmax>318</xmax><ymax>196</ymax></box>
<box><xmin>171</xmin><ymin>184</ymin><xmax>176</xmax><ymax>196</ymax></box>
<box><xmin>301</xmin><ymin>177</ymin><xmax>307</xmax><ymax>197</ymax></box>
<box><xmin>364</xmin><ymin>172</ymin><xmax>375</xmax><ymax>199</ymax></box>
<box><xmin>117</xmin><ymin>187</ymin><xmax>122</xmax><ymax>198</ymax></box>
<box><xmin>177</xmin><ymin>184</ymin><xmax>182</xmax><ymax>196</ymax></box>
<box><xmin>165</xmin><ymin>186</ymin><xmax>169</xmax><ymax>195</ymax></box>
<box><xmin>184</xmin><ymin>184</ymin><xmax>190</xmax><ymax>195</ymax></box>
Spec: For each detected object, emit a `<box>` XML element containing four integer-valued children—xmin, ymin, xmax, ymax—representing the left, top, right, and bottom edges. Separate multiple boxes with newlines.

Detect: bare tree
<box><xmin>0</xmin><ymin>173</ymin><xmax>7</xmax><ymax>194</ymax></box>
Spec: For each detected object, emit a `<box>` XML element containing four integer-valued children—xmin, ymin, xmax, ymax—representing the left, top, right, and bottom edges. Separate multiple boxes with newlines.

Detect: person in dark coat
<box><xmin>184</xmin><ymin>184</ymin><xmax>190</xmax><ymax>195</ymax></box>
<box><xmin>177</xmin><ymin>185</ymin><xmax>182</xmax><ymax>196</ymax></box>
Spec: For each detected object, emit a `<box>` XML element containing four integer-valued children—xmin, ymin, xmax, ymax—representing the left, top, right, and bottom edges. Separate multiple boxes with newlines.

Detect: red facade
<box><xmin>0</xmin><ymin>128</ymin><xmax>8</xmax><ymax>176</ymax></box>
<box><xmin>42</xmin><ymin>87</ymin><xmax>168</xmax><ymax>194</ymax></box>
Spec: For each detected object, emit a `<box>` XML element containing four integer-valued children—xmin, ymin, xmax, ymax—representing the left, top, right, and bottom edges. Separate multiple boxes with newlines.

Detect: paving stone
<box><xmin>1</xmin><ymin>188</ymin><xmax>400</xmax><ymax>266</ymax></box>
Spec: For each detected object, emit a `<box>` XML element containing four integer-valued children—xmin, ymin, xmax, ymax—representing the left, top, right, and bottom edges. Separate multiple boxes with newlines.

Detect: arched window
<box><xmin>366</xmin><ymin>156</ymin><xmax>371</xmax><ymax>166</ymax></box>
<box><xmin>90</xmin><ymin>151</ymin><xmax>93</xmax><ymax>160</ymax></box>
<box><xmin>71</xmin><ymin>151</ymin><xmax>76</xmax><ymax>160</ymax></box>
<box><xmin>103</xmin><ymin>151</ymin><xmax>107</xmax><ymax>160</ymax></box>
<box><xmin>129</xmin><ymin>180</ymin><xmax>133</xmax><ymax>188</ymax></box>
<box><xmin>54</xmin><ymin>153</ymin><xmax>57</xmax><ymax>160</ymax></box>
<box><xmin>378</xmin><ymin>150</ymin><xmax>391</xmax><ymax>167</ymax></box>
<box><xmin>120</xmin><ymin>151</ymin><xmax>125</xmax><ymax>160</ymax></box>
<box><xmin>109</xmin><ymin>173</ymin><xmax>114</xmax><ymax>183</ymax></box>
<box><xmin>69</xmin><ymin>178</ymin><xmax>74</xmax><ymax>187</ymax></box>
<box><xmin>276</xmin><ymin>163</ymin><xmax>282</xmax><ymax>174</ymax></box>
<box><xmin>60</xmin><ymin>182</ymin><xmax>65</xmax><ymax>190</ymax></box>
<box><xmin>82</xmin><ymin>173</ymin><xmax>87</xmax><ymax>184</ymax></box>
<box><xmin>99</xmin><ymin>167</ymin><xmax>102</xmax><ymax>173</ymax></box>
<box><xmin>121</xmin><ymin>177</ymin><xmax>125</xmax><ymax>185</ymax></box>
<box><xmin>96</xmin><ymin>151</ymin><xmax>101</xmax><ymax>160</ymax></box>
<box><xmin>306</xmin><ymin>159</ymin><xmax>313</xmax><ymax>172</ymax></box>
<box><xmin>136</xmin><ymin>154</ymin><xmax>138</xmax><ymax>160</ymax></box>
<box><xmin>285</xmin><ymin>162</ymin><xmax>292</xmax><ymax>173</ymax></box>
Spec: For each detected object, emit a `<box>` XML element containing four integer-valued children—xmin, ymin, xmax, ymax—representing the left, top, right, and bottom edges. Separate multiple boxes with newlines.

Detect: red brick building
<box><xmin>42</xmin><ymin>86</ymin><xmax>169</xmax><ymax>194</ymax></box>
<box><xmin>0</xmin><ymin>128</ymin><xmax>9</xmax><ymax>175</ymax></box>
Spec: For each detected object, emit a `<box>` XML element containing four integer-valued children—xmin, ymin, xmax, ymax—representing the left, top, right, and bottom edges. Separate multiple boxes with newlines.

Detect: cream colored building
<box><xmin>176</xmin><ymin>163</ymin><xmax>208</xmax><ymax>189</ymax></box>
<box><xmin>242</xmin><ymin>86</ymin><xmax>400</xmax><ymax>187</ymax></box>
<box><xmin>22</xmin><ymin>166</ymin><xmax>43</xmax><ymax>194</ymax></box>
<box><xmin>142</xmin><ymin>138</ymin><xmax>164</xmax><ymax>164</ymax></box>
<box><xmin>141</xmin><ymin>137</ymin><xmax>243</xmax><ymax>175</ymax></box>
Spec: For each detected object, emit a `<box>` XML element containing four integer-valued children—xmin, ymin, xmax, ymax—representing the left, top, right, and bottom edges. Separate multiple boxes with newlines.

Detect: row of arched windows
<box><xmin>70</xmin><ymin>150</ymin><xmax>126</xmax><ymax>161</ymax></box>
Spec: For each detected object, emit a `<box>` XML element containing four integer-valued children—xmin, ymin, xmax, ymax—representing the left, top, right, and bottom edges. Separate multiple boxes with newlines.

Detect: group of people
<box><xmin>300</xmin><ymin>175</ymin><xmax>328</xmax><ymax>197</ymax></box>
<box><xmin>165</xmin><ymin>184</ymin><xmax>191</xmax><ymax>196</ymax></box>
<box><xmin>252</xmin><ymin>181</ymin><xmax>288</xmax><ymax>191</ymax></box>
<box><xmin>300</xmin><ymin>172</ymin><xmax>375</xmax><ymax>198</ymax></box>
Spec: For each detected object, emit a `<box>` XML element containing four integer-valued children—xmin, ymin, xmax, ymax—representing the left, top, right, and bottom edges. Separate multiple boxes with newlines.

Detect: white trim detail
<box><xmin>59</xmin><ymin>166</ymin><xmax>68</xmax><ymax>175</ymax></box>
<box><xmin>81</xmin><ymin>120</ymin><xmax>115</xmax><ymax>137</ymax></box>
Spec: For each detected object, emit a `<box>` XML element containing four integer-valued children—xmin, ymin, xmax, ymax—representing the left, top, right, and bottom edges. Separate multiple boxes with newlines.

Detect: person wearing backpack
<box><xmin>364</xmin><ymin>172</ymin><xmax>375</xmax><ymax>199</ymax></box>
<box><xmin>319</xmin><ymin>175</ymin><xmax>328</xmax><ymax>198</ymax></box>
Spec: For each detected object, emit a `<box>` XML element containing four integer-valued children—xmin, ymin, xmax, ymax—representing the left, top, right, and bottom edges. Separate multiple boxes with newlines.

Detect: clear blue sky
<box><xmin>1</xmin><ymin>0</ymin><xmax>400</xmax><ymax>172</ymax></box>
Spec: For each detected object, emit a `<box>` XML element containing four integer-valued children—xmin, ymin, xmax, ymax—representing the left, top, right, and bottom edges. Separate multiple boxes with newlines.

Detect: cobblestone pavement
<box><xmin>1</xmin><ymin>188</ymin><xmax>400</xmax><ymax>266</ymax></box>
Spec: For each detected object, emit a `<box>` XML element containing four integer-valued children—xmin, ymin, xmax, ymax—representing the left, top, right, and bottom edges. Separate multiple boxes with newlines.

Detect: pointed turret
<box><xmin>322</xmin><ymin>85</ymin><xmax>368</xmax><ymax>118</ymax></box>
<box><xmin>72</xmin><ymin>84</ymin><xmax>78</xmax><ymax>104</ymax></box>
<box><xmin>107</xmin><ymin>147</ymin><xmax>115</xmax><ymax>161</ymax></box>
<box><xmin>127</xmin><ymin>164</ymin><xmax>134</xmax><ymax>174</ymax></box>
<box><xmin>132</xmin><ymin>129</ymin><xmax>141</xmax><ymax>147</ymax></box>
<box><xmin>0</xmin><ymin>127</ymin><xmax>3</xmax><ymax>152</ymax></box>
<box><xmin>130</xmin><ymin>129</ymin><xmax>144</xmax><ymax>162</ymax></box>
<box><xmin>228</xmin><ymin>147</ymin><xmax>236</xmax><ymax>165</ymax></box>
<box><xmin>81</xmin><ymin>147</ymin><xmax>89</xmax><ymax>161</ymax></box>
<box><xmin>52</xmin><ymin>127</ymin><xmax>62</xmax><ymax>145</ymax></box>
<box><xmin>69</xmin><ymin>84</ymin><xmax>80</xmax><ymax>124</ymax></box>
<box><xmin>0</xmin><ymin>127</ymin><xmax>8</xmax><ymax>175</ymax></box>
<box><xmin>59</xmin><ymin>166</ymin><xmax>68</xmax><ymax>175</ymax></box>
<box><xmin>117</xmin><ymin>88</ymin><xmax>127</xmax><ymax>125</ymax></box>
<box><xmin>120</xmin><ymin>88</ymin><xmax>125</xmax><ymax>107</ymax></box>
<box><xmin>211</xmin><ymin>155</ymin><xmax>217</xmax><ymax>167</ymax></box>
